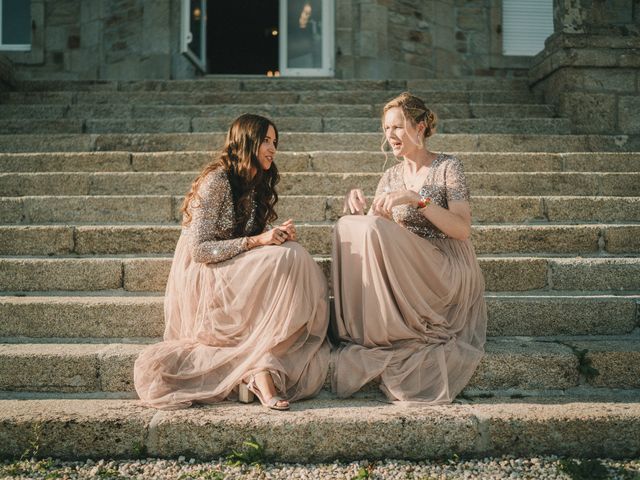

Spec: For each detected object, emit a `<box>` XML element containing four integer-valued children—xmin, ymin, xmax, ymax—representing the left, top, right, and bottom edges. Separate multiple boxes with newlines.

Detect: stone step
<box><xmin>0</xmin><ymin>337</ymin><xmax>638</xmax><ymax>394</ymax></box>
<box><xmin>1</xmin><ymin>133</ymin><xmax>637</xmax><ymax>153</ymax></box>
<box><xmin>2</xmin><ymin>171</ymin><xmax>638</xmax><ymax>197</ymax></box>
<box><xmin>0</xmin><ymin>90</ymin><xmax>542</xmax><ymax>106</ymax></box>
<box><xmin>2</xmin><ymin>151</ymin><xmax>638</xmax><ymax>173</ymax></box>
<box><xmin>0</xmin><ymin>293</ymin><xmax>637</xmax><ymax>339</ymax></box>
<box><xmin>1</xmin><ymin>223</ymin><xmax>639</xmax><ymax>256</ymax></box>
<box><xmin>0</xmin><ymin>103</ymin><xmax>557</xmax><ymax>120</ymax></box>
<box><xmin>0</xmin><ymin>256</ymin><xmax>638</xmax><ymax>293</ymax></box>
<box><xmin>2</xmin><ymin>195</ymin><xmax>639</xmax><ymax>224</ymax></box>
<box><xmin>15</xmin><ymin>77</ymin><xmax>532</xmax><ymax>92</ymax></box>
<box><xmin>1</xmin><ymin>397</ymin><xmax>639</xmax><ymax>461</ymax></box>
<box><xmin>0</xmin><ymin>117</ymin><xmax>572</xmax><ymax>135</ymax></box>
<box><xmin>3</xmin><ymin>393</ymin><xmax>640</xmax><ymax>465</ymax></box>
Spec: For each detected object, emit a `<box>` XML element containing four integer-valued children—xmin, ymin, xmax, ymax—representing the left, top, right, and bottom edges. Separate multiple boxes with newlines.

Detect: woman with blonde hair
<box><xmin>332</xmin><ymin>92</ymin><xmax>487</xmax><ymax>403</ymax></box>
<box><xmin>134</xmin><ymin>113</ymin><xmax>330</xmax><ymax>410</ymax></box>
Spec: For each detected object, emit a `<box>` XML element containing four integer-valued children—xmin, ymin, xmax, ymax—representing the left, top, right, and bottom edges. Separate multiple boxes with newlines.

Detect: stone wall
<box><xmin>335</xmin><ymin>0</ymin><xmax>527</xmax><ymax>79</ymax></box>
<box><xmin>0</xmin><ymin>54</ymin><xmax>16</xmax><ymax>90</ymax></box>
<box><xmin>385</xmin><ymin>0</ymin><xmax>433</xmax><ymax>77</ymax></box>
<box><xmin>530</xmin><ymin>0</ymin><xmax>640</xmax><ymax>135</ymax></box>
<box><xmin>9</xmin><ymin>0</ymin><xmax>176</xmax><ymax>80</ymax></box>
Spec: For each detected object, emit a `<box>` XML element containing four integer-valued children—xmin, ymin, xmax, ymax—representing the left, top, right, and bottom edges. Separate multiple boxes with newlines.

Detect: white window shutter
<box><xmin>502</xmin><ymin>0</ymin><xmax>554</xmax><ymax>56</ymax></box>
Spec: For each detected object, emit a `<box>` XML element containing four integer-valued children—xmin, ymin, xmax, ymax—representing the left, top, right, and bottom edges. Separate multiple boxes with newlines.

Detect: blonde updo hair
<box><xmin>382</xmin><ymin>92</ymin><xmax>437</xmax><ymax>137</ymax></box>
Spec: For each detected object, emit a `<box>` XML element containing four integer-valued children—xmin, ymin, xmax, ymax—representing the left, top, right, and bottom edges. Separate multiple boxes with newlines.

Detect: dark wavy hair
<box><xmin>181</xmin><ymin>114</ymin><xmax>280</xmax><ymax>235</ymax></box>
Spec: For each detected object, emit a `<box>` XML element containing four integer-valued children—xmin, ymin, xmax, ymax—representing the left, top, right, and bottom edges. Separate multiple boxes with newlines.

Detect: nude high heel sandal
<box><xmin>238</xmin><ymin>381</ymin><xmax>255</xmax><ymax>403</ymax></box>
<box><xmin>242</xmin><ymin>373</ymin><xmax>290</xmax><ymax>411</ymax></box>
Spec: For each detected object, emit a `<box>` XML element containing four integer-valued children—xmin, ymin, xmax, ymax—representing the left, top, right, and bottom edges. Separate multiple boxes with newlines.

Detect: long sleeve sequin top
<box><xmin>182</xmin><ymin>168</ymin><xmax>256</xmax><ymax>264</ymax></box>
<box><xmin>369</xmin><ymin>153</ymin><xmax>470</xmax><ymax>239</ymax></box>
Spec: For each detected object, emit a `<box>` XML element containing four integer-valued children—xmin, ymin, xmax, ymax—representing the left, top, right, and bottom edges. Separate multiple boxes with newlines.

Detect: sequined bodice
<box><xmin>370</xmin><ymin>153</ymin><xmax>470</xmax><ymax>239</ymax></box>
<box><xmin>182</xmin><ymin>168</ymin><xmax>256</xmax><ymax>264</ymax></box>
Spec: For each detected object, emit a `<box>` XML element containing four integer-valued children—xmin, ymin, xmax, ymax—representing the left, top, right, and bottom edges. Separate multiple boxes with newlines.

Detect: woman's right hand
<box><xmin>249</xmin><ymin>227</ymin><xmax>289</xmax><ymax>248</ymax></box>
<box><xmin>343</xmin><ymin>188</ymin><xmax>367</xmax><ymax>215</ymax></box>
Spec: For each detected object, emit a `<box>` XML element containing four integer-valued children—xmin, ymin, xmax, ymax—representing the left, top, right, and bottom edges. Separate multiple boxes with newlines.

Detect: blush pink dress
<box><xmin>331</xmin><ymin>153</ymin><xmax>487</xmax><ymax>403</ymax></box>
<box><xmin>134</xmin><ymin>168</ymin><xmax>330</xmax><ymax>409</ymax></box>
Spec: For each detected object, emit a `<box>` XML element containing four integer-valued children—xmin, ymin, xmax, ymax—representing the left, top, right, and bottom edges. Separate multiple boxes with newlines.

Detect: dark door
<box><xmin>207</xmin><ymin>0</ymin><xmax>279</xmax><ymax>75</ymax></box>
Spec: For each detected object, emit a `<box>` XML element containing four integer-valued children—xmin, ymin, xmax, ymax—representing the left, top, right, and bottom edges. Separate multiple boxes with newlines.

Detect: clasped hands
<box><xmin>343</xmin><ymin>188</ymin><xmax>423</xmax><ymax>217</ymax></box>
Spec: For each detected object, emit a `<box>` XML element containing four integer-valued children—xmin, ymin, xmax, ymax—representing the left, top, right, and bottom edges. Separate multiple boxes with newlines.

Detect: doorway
<box><xmin>207</xmin><ymin>0</ymin><xmax>279</xmax><ymax>75</ymax></box>
<box><xmin>180</xmin><ymin>0</ymin><xmax>334</xmax><ymax>76</ymax></box>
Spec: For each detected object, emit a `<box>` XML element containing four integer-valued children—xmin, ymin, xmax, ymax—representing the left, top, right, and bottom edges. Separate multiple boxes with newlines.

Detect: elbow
<box><xmin>190</xmin><ymin>245</ymin><xmax>209</xmax><ymax>264</ymax></box>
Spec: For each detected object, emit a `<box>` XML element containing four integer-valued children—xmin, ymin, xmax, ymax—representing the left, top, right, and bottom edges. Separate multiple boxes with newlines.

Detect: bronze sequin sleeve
<box><xmin>444</xmin><ymin>156</ymin><xmax>470</xmax><ymax>203</ymax></box>
<box><xmin>184</xmin><ymin>169</ymin><xmax>249</xmax><ymax>264</ymax></box>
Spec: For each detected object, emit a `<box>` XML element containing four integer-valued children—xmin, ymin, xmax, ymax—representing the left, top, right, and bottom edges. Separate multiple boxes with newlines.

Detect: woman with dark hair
<box><xmin>332</xmin><ymin>93</ymin><xmax>487</xmax><ymax>404</ymax></box>
<box><xmin>134</xmin><ymin>114</ymin><xmax>330</xmax><ymax>410</ymax></box>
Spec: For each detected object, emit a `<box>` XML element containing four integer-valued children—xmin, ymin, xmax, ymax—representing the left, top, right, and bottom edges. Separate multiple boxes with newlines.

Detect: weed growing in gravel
<box><xmin>0</xmin><ymin>423</ymin><xmax>56</xmax><ymax>478</ymax></box>
<box><xmin>352</xmin><ymin>462</ymin><xmax>377</xmax><ymax>479</ymax></box>
<box><xmin>0</xmin><ymin>458</ymin><xmax>57</xmax><ymax>478</ymax></box>
<box><xmin>179</xmin><ymin>468</ymin><xmax>225</xmax><ymax>480</ymax></box>
<box><xmin>43</xmin><ymin>471</ymin><xmax>64</xmax><ymax>479</ymax></box>
<box><xmin>558</xmin><ymin>458</ymin><xmax>609</xmax><ymax>479</ymax></box>
<box><xmin>21</xmin><ymin>421</ymin><xmax>44</xmax><ymax>460</ymax></box>
<box><xmin>447</xmin><ymin>453</ymin><xmax>460</xmax><ymax>464</ymax></box>
<box><xmin>226</xmin><ymin>435</ymin><xmax>268</xmax><ymax>467</ymax></box>
<box><xmin>352</xmin><ymin>466</ymin><xmax>371</xmax><ymax>479</ymax></box>
<box><xmin>94</xmin><ymin>465</ymin><xmax>124</xmax><ymax>478</ymax></box>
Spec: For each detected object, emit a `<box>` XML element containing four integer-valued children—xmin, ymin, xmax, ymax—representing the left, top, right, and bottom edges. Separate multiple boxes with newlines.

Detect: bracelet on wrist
<box><xmin>417</xmin><ymin>197</ymin><xmax>431</xmax><ymax>209</ymax></box>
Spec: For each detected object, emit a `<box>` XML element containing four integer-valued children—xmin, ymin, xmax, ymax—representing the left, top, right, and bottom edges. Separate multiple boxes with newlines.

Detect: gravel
<box><xmin>1</xmin><ymin>456</ymin><xmax>639</xmax><ymax>480</ymax></box>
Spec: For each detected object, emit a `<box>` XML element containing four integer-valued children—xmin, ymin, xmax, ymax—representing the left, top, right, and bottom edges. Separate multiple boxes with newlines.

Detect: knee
<box><xmin>336</xmin><ymin>214</ymin><xmax>379</xmax><ymax>231</ymax></box>
<box><xmin>338</xmin><ymin>214</ymin><xmax>388</xmax><ymax>234</ymax></box>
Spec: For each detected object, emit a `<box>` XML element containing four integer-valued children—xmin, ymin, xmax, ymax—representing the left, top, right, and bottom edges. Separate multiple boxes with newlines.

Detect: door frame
<box><xmin>180</xmin><ymin>0</ymin><xmax>207</xmax><ymax>73</ymax></box>
<box><xmin>278</xmin><ymin>0</ymin><xmax>334</xmax><ymax>77</ymax></box>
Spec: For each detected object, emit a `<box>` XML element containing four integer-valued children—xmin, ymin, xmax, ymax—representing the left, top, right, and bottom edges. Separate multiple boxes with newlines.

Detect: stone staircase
<box><xmin>0</xmin><ymin>78</ymin><xmax>638</xmax><ymax>461</ymax></box>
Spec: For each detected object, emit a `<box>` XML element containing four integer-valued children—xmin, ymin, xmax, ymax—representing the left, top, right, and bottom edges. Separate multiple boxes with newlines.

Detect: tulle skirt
<box><xmin>134</xmin><ymin>235</ymin><xmax>330</xmax><ymax>409</ymax></box>
<box><xmin>331</xmin><ymin>215</ymin><xmax>487</xmax><ymax>403</ymax></box>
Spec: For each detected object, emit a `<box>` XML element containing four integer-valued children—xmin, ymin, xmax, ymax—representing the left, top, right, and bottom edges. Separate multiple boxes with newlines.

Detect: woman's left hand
<box><xmin>372</xmin><ymin>190</ymin><xmax>421</xmax><ymax>216</ymax></box>
<box><xmin>278</xmin><ymin>218</ymin><xmax>297</xmax><ymax>241</ymax></box>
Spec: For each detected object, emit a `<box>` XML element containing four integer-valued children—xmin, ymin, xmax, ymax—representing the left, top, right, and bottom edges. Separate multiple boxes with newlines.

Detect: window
<box><xmin>0</xmin><ymin>0</ymin><xmax>31</xmax><ymax>51</ymax></box>
<box><xmin>502</xmin><ymin>0</ymin><xmax>553</xmax><ymax>56</ymax></box>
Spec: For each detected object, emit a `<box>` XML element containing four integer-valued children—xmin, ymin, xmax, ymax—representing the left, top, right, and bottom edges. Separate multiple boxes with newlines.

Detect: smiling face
<box><xmin>257</xmin><ymin>125</ymin><xmax>277</xmax><ymax>171</ymax></box>
<box><xmin>383</xmin><ymin>107</ymin><xmax>425</xmax><ymax>158</ymax></box>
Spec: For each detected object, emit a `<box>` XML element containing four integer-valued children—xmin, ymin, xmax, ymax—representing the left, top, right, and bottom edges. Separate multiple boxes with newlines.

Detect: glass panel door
<box><xmin>0</xmin><ymin>0</ymin><xmax>31</xmax><ymax>51</ymax></box>
<box><xmin>279</xmin><ymin>0</ymin><xmax>334</xmax><ymax>76</ymax></box>
<box><xmin>180</xmin><ymin>0</ymin><xmax>207</xmax><ymax>72</ymax></box>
